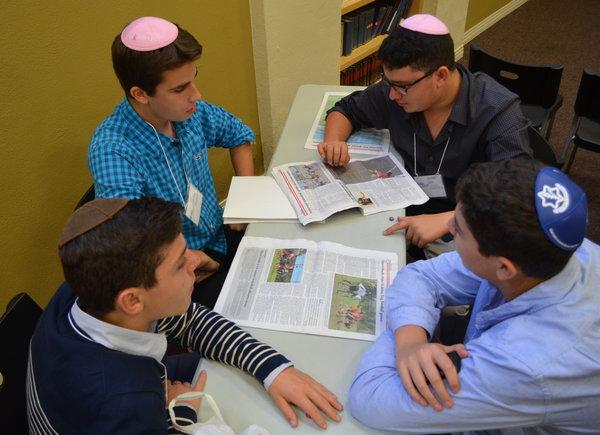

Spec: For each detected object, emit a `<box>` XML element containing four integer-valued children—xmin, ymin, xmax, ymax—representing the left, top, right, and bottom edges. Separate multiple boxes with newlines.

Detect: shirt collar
<box><xmin>447</xmin><ymin>63</ymin><xmax>469</xmax><ymax>126</ymax></box>
<box><xmin>475</xmin><ymin>253</ymin><xmax>582</xmax><ymax>331</ymax></box>
<box><xmin>119</xmin><ymin>97</ymin><xmax>194</xmax><ymax>138</ymax></box>
<box><xmin>69</xmin><ymin>299</ymin><xmax>167</xmax><ymax>363</ymax></box>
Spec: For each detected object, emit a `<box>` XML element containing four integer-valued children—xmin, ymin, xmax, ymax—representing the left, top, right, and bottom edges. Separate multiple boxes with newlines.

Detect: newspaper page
<box><xmin>272</xmin><ymin>161</ymin><xmax>357</xmax><ymax>224</ymax></box>
<box><xmin>329</xmin><ymin>154</ymin><xmax>429</xmax><ymax>216</ymax></box>
<box><xmin>304</xmin><ymin>91</ymin><xmax>390</xmax><ymax>155</ymax></box>
<box><xmin>214</xmin><ymin>236</ymin><xmax>398</xmax><ymax>341</ymax></box>
<box><xmin>271</xmin><ymin>154</ymin><xmax>428</xmax><ymax>225</ymax></box>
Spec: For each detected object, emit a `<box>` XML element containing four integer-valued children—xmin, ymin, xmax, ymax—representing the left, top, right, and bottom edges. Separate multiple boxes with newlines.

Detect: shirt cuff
<box><xmin>224</xmin><ymin>131</ymin><xmax>255</xmax><ymax>149</ymax></box>
<box><xmin>387</xmin><ymin>306</ymin><xmax>440</xmax><ymax>338</ymax></box>
<box><xmin>263</xmin><ymin>362</ymin><xmax>294</xmax><ymax>391</ymax></box>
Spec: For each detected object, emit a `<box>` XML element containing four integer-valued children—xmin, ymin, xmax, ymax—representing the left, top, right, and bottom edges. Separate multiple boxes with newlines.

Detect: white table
<box><xmin>203</xmin><ymin>85</ymin><xmax>406</xmax><ymax>434</ymax></box>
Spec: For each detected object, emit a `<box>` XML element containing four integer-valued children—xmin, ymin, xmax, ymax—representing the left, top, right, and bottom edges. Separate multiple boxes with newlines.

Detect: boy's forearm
<box><xmin>323</xmin><ymin>112</ymin><xmax>353</xmax><ymax>142</ymax></box>
<box><xmin>229</xmin><ymin>142</ymin><xmax>254</xmax><ymax>176</ymax></box>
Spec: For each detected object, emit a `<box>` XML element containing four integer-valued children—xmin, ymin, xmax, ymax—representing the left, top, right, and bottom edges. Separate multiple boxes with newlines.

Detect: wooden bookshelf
<box><xmin>340</xmin><ymin>0</ymin><xmax>422</xmax><ymax>72</ymax></box>
<box><xmin>340</xmin><ymin>34</ymin><xmax>386</xmax><ymax>70</ymax></box>
<box><xmin>342</xmin><ymin>0</ymin><xmax>375</xmax><ymax>15</ymax></box>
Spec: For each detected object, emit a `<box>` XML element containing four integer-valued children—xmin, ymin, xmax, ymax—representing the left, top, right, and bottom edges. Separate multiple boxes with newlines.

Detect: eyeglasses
<box><xmin>381</xmin><ymin>69</ymin><xmax>436</xmax><ymax>95</ymax></box>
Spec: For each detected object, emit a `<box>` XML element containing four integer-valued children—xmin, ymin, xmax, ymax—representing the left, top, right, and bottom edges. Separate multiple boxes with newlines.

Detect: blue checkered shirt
<box><xmin>89</xmin><ymin>98</ymin><xmax>254</xmax><ymax>254</ymax></box>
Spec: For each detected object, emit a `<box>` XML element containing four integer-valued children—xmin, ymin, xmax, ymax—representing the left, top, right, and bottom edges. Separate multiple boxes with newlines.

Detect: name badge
<box><xmin>184</xmin><ymin>182</ymin><xmax>203</xmax><ymax>225</ymax></box>
<box><xmin>414</xmin><ymin>174</ymin><xmax>447</xmax><ymax>198</ymax></box>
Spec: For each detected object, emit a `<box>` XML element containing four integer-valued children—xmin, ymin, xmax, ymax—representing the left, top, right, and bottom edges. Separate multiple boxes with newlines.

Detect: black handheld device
<box><xmin>440</xmin><ymin>350</ymin><xmax>461</xmax><ymax>380</ymax></box>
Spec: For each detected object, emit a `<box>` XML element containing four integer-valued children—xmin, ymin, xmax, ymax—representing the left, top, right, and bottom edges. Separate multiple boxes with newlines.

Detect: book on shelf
<box><xmin>340</xmin><ymin>0</ymin><xmax>414</xmax><ymax>58</ymax></box>
<box><xmin>342</xmin><ymin>17</ymin><xmax>353</xmax><ymax>56</ymax></box>
<box><xmin>341</xmin><ymin>54</ymin><xmax>382</xmax><ymax>86</ymax></box>
<box><xmin>371</xmin><ymin>4</ymin><xmax>388</xmax><ymax>37</ymax></box>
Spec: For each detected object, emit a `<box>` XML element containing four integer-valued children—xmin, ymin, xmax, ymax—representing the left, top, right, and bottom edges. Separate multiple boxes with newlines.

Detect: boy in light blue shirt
<box><xmin>349</xmin><ymin>158</ymin><xmax>600</xmax><ymax>434</ymax></box>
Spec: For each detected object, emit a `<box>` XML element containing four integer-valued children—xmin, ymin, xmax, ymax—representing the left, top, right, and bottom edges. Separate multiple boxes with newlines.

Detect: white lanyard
<box><xmin>413</xmin><ymin>133</ymin><xmax>451</xmax><ymax>177</ymax></box>
<box><xmin>145</xmin><ymin>121</ymin><xmax>189</xmax><ymax>206</ymax></box>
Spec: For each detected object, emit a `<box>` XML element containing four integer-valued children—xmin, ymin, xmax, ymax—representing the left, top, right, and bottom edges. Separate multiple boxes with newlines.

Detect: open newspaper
<box><xmin>304</xmin><ymin>91</ymin><xmax>390</xmax><ymax>155</ymax></box>
<box><xmin>214</xmin><ymin>236</ymin><xmax>398</xmax><ymax>341</ymax></box>
<box><xmin>271</xmin><ymin>154</ymin><xmax>429</xmax><ymax>225</ymax></box>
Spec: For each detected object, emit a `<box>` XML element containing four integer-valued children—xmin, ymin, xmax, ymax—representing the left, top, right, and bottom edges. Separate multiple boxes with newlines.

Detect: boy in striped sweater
<box><xmin>26</xmin><ymin>197</ymin><xmax>342</xmax><ymax>434</ymax></box>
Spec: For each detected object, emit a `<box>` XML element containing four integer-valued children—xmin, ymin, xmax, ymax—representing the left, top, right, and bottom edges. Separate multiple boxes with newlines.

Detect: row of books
<box><xmin>341</xmin><ymin>0</ymin><xmax>413</xmax><ymax>56</ymax></box>
<box><xmin>340</xmin><ymin>55</ymin><xmax>382</xmax><ymax>87</ymax></box>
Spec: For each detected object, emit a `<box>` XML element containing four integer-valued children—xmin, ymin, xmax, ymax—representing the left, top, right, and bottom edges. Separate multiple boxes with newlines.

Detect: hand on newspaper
<box><xmin>395</xmin><ymin>340</ymin><xmax>468</xmax><ymax>412</ymax></box>
<box><xmin>190</xmin><ymin>249</ymin><xmax>220</xmax><ymax>282</ymax></box>
<box><xmin>268</xmin><ymin>367</ymin><xmax>343</xmax><ymax>429</ymax></box>
<box><xmin>317</xmin><ymin>141</ymin><xmax>350</xmax><ymax>167</ymax></box>
<box><xmin>383</xmin><ymin>211</ymin><xmax>454</xmax><ymax>248</ymax></box>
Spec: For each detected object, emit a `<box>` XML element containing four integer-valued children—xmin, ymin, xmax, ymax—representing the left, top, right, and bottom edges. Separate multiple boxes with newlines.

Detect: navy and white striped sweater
<box><xmin>27</xmin><ymin>282</ymin><xmax>290</xmax><ymax>434</ymax></box>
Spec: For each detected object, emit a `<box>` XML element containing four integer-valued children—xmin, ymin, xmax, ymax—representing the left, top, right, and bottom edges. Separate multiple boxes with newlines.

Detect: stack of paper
<box><xmin>223</xmin><ymin>176</ymin><xmax>298</xmax><ymax>224</ymax></box>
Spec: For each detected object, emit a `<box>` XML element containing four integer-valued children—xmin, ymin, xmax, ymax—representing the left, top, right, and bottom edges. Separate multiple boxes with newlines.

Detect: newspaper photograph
<box><xmin>213</xmin><ymin>236</ymin><xmax>398</xmax><ymax>341</ymax></box>
<box><xmin>304</xmin><ymin>91</ymin><xmax>390</xmax><ymax>155</ymax></box>
<box><xmin>271</xmin><ymin>154</ymin><xmax>429</xmax><ymax>225</ymax></box>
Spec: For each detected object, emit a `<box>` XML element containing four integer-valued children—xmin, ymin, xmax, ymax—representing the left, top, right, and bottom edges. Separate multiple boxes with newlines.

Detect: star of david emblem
<box><xmin>537</xmin><ymin>183</ymin><xmax>570</xmax><ymax>214</ymax></box>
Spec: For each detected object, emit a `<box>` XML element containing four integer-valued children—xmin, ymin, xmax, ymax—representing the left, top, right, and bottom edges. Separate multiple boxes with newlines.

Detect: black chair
<box><xmin>562</xmin><ymin>69</ymin><xmax>600</xmax><ymax>173</ymax></box>
<box><xmin>527</xmin><ymin>125</ymin><xmax>561</xmax><ymax>168</ymax></box>
<box><xmin>75</xmin><ymin>184</ymin><xmax>95</xmax><ymax>210</ymax></box>
<box><xmin>0</xmin><ymin>293</ymin><xmax>43</xmax><ymax>432</ymax></box>
<box><xmin>468</xmin><ymin>44</ymin><xmax>564</xmax><ymax>140</ymax></box>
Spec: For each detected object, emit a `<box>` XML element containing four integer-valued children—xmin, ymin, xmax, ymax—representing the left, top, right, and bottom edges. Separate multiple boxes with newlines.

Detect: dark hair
<box><xmin>456</xmin><ymin>159</ymin><xmax>572</xmax><ymax>279</ymax></box>
<box><xmin>111</xmin><ymin>23</ymin><xmax>202</xmax><ymax>96</ymax></box>
<box><xmin>378</xmin><ymin>27</ymin><xmax>455</xmax><ymax>72</ymax></box>
<box><xmin>59</xmin><ymin>197</ymin><xmax>182</xmax><ymax>317</ymax></box>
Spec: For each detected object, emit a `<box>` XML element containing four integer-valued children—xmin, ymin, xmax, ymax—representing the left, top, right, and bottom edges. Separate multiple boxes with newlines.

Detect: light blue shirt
<box><xmin>349</xmin><ymin>239</ymin><xmax>600</xmax><ymax>434</ymax></box>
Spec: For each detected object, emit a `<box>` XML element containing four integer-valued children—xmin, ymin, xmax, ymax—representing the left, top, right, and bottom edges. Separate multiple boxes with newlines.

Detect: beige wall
<box><xmin>421</xmin><ymin>0</ymin><xmax>469</xmax><ymax>58</ymax></box>
<box><xmin>0</xmin><ymin>0</ymin><xmax>261</xmax><ymax>309</ymax></box>
<box><xmin>250</xmin><ymin>0</ymin><xmax>341</xmax><ymax>166</ymax></box>
<box><xmin>466</xmin><ymin>0</ymin><xmax>513</xmax><ymax>29</ymax></box>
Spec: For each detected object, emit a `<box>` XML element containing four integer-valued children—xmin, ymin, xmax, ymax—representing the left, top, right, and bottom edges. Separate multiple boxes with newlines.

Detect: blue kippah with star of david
<box><xmin>535</xmin><ymin>167</ymin><xmax>587</xmax><ymax>251</ymax></box>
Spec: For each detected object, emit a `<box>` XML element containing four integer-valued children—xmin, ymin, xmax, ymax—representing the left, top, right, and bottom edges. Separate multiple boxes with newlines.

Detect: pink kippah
<box><xmin>121</xmin><ymin>17</ymin><xmax>178</xmax><ymax>51</ymax></box>
<box><xmin>400</xmin><ymin>14</ymin><xmax>449</xmax><ymax>35</ymax></box>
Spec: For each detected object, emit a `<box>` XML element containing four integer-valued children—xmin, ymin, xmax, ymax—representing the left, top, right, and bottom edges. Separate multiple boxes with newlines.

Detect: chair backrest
<box><xmin>527</xmin><ymin>125</ymin><xmax>561</xmax><ymax>167</ymax></box>
<box><xmin>469</xmin><ymin>44</ymin><xmax>563</xmax><ymax>108</ymax></box>
<box><xmin>75</xmin><ymin>184</ymin><xmax>95</xmax><ymax>210</ymax></box>
<box><xmin>0</xmin><ymin>293</ymin><xmax>43</xmax><ymax>432</ymax></box>
<box><xmin>574</xmin><ymin>69</ymin><xmax>600</xmax><ymax>123</ymax></box>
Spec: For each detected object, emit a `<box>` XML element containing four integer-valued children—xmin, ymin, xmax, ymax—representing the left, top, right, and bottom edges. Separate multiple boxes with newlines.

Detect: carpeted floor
<box><xmin>459</xmin><ymin>0</ymin><xmax>600</xmax><ymax>243</ymax></box>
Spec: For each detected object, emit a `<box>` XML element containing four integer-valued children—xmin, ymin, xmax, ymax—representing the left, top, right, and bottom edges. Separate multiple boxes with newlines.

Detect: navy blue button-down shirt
<box><xmin>329</xmin><ymin>64</ymin><xmax>532</xmax><ymax>214</ymax></box>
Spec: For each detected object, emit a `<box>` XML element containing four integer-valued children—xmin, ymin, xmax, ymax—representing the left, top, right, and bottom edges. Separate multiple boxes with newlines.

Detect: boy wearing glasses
<box><xmin>318</xmin><ymin>15</ymin><xmax>531</xmax><ymax>258</ymax></box>
<box><xmin>89</xmin><ymin>17</ymin><xmax>253</xmax><ymax>308</ymax></box>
